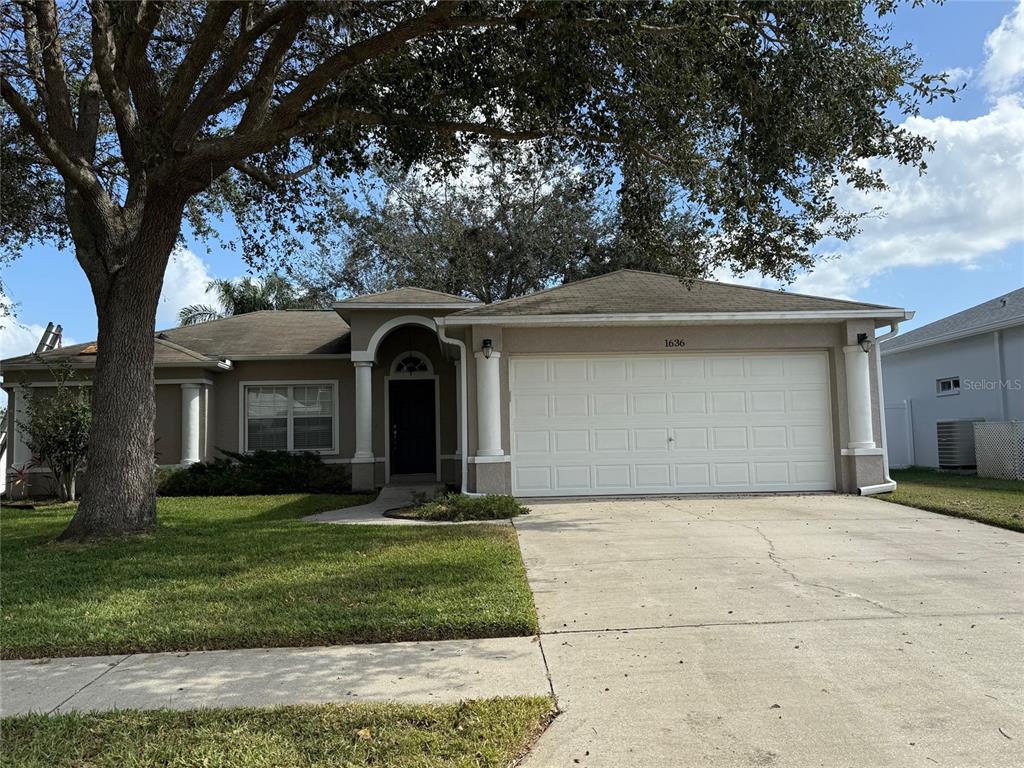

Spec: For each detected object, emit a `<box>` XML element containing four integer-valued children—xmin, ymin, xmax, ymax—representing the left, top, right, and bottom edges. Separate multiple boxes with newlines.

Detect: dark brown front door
<box><xmin>389</xmin><ymin>378</ymin><xmax>436</xmax><ymax>475</ymax></box>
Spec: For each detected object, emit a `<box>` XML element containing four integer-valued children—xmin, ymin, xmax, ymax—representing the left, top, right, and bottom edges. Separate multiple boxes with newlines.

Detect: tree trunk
<box><xmin>59</xmin><ymin>204</ymin><xmax>179</xmax><ymax>540</ymax></box>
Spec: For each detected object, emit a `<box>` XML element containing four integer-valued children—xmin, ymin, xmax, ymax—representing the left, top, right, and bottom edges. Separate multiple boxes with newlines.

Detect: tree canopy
<box><xmin>178</xmin><ymin>273</ymin><xmax>321</xmax><ymax>325</ymax></box>
<box><xmin>0</xmin><ymin>0</ymin><xmax>954</xmax><ymax>538</ymax></box>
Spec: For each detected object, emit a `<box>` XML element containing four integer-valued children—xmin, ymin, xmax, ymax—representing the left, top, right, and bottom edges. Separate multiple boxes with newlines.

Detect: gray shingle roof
<box><xmin>336</xmin><ymin>286</ymin><xmax>478</xmax><ymax>306</ymax></box>
<box><xmin>156</xmin><ymin>310</ymin><xmax>350</xmax><ymax>356</ymax></box>
<box><xmin>881</xmin><ymin>287</ymin><xmax>1024</xmax><ymax>354</ymax></box>
<box><xmin>1</xmin><ymin>310</ymin><xmax>351</xmax><ymax>369</ymax></box>
<box><xmin>453</xmin><ymin>269</ymin><xmax>898</xmax><ymax>317</ymax></box>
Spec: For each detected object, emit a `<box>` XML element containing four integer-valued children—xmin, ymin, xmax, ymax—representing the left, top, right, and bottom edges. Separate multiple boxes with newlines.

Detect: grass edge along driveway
<box><xmin>1</xmin><ymin>494</ymin><xmax>538</xmax><ymax>659</ymax></box>
<box><xmin>0</xmin><ymin>697</ymin><xmax>557</xmax><ymax>768</ymax></box>
<box><xmin>881</xmin><ymin>468</ymin><xmax>1024</xmax><ymax>532</ymax></box>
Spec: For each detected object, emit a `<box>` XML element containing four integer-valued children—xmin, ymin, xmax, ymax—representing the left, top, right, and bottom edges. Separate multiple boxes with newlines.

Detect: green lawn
<box><xmin>881</xmin><ymin>468</ymin><xmax>1024</xmax><ymax>532</ymax></box>
<box><xmin>0</xmin><ymin>697</ymin><xmax>557</xmax><ymax>768</ymax></box>
<box><xmin>0</xmin><ymin>495</ymin><xmax>538</xmax><ymax>659</ymax></box>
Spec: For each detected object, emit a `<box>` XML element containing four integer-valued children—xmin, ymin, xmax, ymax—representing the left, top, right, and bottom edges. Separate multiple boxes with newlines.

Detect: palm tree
<box><xmin>178</xmin><ymin>274</ymin><xmax>318</xmax><ymax>326</ymax></box>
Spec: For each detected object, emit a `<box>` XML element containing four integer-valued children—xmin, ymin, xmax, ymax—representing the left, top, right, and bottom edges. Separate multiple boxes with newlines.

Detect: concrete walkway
<box><xmin>304</xmin><ymin>482</ymin><xmax>442</xmax><ymax>525</ymax></box>
<box><xmin>515</xmin><ymin>494</ymin><xmax>1024</xmax><ymax>768</ymax></box>
<box><xmin>0</xmin><ymin>637</ymin><xmax>551</xmax><ymax>716</ymax></box>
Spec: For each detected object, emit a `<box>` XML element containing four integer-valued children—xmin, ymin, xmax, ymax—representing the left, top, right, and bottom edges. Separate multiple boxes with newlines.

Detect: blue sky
<box><xmin>2</xmin><ymin>0</ymin><xmax>1023</xmax><ymax>366</ymax></box>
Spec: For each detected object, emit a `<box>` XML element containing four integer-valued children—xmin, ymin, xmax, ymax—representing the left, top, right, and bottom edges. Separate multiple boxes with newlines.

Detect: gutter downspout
<box><xmin>436</xmin><ymin>319</ymin><xmax>472</xmax><ymax>496</ymax></box>
<box><xmin>860</xmin><ymin>322</ymin><xmax>901</xmax><ymax>496</ymax></box>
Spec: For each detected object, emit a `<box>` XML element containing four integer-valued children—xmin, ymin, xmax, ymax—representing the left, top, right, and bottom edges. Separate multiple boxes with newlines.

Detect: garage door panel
<box><xmin>635</xmin><ymin>428</ymin><xmax>670</xmax><ymax>450</ymax></box>
<box><xmin>710</xmin><ymin>391</ymin><xmax>747</xmax><ymax>414</ymax></box>
<box><xmin>512</xmin><ymin>394</ymin><xmax>549</xmax><ymax>419</ymax></box>
<box><xmin>514</xmin><ymin>466</ymin><xmax>552</xmax><ymax>491</ymax></box>
<box><xmin>670</xmin><ymin>392</ymin><xmax>707</xmax><ymax>414</ymax></box>
<box><xmin>594</xmin><ymin>429</ymin><xmax>629</xmax><ymax>452</ymax></box>
<box><xmin>553</xmin><ymin>393</ymin><xmax>588</xmax><ymax>417</ymax></box>
<box><xmin>633</xmin><ymin>392</ymin><xmax>668</xmax><ymax>414</ymax></box>
<box><xmin>595</xmin><ymin>464</ymin><xmax>631</xmax><ymax>488</ymax></box>
<box><xmin>712</xmin><ymin>426</ymin><xmax>748</xmax><ymax>450</ymax></box>
<box><xmin>591</xmin><ymin>358</ymin><xmax>628</xmax><ymax>383</ymax></box>
<box><xmin>751</xmin><ymin>426</ymin><xmax>788</xmax><ymax>449</ymax></box>
<box><xmin>592</xmin><ymin>392</ymin><xmax>628</xmax><ymax>416</ymax></box>
<box><xmin>554</xmin><ymin>430</ymin><xmax>589</xmax><ymax>452</ymax></box>
<box><xmin>754</xmin><ymin>462</ymin><xmax>790</xmax><ymax>484</ymax></box>
<box><xmin>674</xmin><ymin>463</ymin><xmax>711</xmax><ymax>486</ymax></box>
<box><xmin>750</xmin><ymin>390</ymin><xmax>787</xmax><ymax>413</ymax></box>
<box><xmin>515</xmin><ymin>430</ymin><xmax>550</xmax><ymax>453</ymax></box>
<box><xmin>672</xmin><ymin>427</ymin><xmax>708</xmax><ymax>449</ymax></box>
<box><xmin>510</xmin><ymin>353</ymin><xmax>835</xmax><ymax>496</ymax></box>
<box><xmin>555</xmin><ymin>465</ymin><xmax>590</xmax><ymax>490</ymax></box>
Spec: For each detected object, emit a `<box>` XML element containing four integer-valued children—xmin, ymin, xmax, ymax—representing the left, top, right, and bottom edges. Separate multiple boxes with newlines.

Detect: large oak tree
<box><xmin>1</xmin><ymin>0</ymin><xmax>951</xmax><ymax>539</ymax></box>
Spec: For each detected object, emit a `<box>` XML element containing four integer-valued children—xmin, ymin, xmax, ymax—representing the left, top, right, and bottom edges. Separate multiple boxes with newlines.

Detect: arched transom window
<box><xmin>392</xmin><ymin>352</ymin><xmax>432</xmax><ymax>375</ymax></box>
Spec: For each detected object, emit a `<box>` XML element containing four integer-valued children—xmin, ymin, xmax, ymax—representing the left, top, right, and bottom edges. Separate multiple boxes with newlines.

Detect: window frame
<box><xmin>239</xmin><ymin>380</ymin><xmax>340</xmax><ymax>454</ymax></box>
<box><xmin>935</xmin><ymin>376</ymin><xmax>960</xmax><ymax>397</ymax></box>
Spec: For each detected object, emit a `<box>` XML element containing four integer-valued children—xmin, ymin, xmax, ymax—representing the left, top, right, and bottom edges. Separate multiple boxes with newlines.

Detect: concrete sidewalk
<box><xmin>304</xmin><ymin>483</ymin><xmax>440</xmax><ymax>524</ymax></box>
<box><xmin>0</xmin><ymin>637</ymin><xmax>551</xmax><ymax>716</ymax></box>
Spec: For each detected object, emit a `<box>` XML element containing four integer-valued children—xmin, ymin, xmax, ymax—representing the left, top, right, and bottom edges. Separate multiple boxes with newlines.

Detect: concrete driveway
<box><xmin>514</xmin><ymin>494</ymin><xmax>1024</xmax><ymax>768</ymax></box>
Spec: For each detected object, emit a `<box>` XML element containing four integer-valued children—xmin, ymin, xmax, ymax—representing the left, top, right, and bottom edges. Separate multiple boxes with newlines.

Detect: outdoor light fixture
<box><xmin>857</xmin><ymin>333</ymin><xmax>874</xmax><ymax>353</ymax></box>
<box><xmin>481</xmin><ymin>338</ymin><xmax>493</xmax><ymax>359</ymax></box>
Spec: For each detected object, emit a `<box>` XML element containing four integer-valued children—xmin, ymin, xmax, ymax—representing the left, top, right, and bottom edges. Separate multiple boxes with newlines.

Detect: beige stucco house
<box><xmin>2</xmin><ymin>270</ymin><xmax>912</xmax><ymax>498</ymax></box>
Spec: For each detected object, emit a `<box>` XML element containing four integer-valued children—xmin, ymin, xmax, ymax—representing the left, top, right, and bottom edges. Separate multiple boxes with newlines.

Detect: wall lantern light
<box><xmin>481</xmin><ymin>338</ymin><xmax>493</xmax><ymax>359</ymax></box>
<box><xmin>857</xmin><ymin>333</ymin><xmax>874</xmax><ymax>353</ymax></box>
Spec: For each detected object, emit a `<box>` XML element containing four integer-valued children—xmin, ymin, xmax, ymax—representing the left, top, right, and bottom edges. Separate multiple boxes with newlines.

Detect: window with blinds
<box><xmin>244</xmin><ymin>383</ymin><xmax>336</xmax><ymax>453</ymax></box>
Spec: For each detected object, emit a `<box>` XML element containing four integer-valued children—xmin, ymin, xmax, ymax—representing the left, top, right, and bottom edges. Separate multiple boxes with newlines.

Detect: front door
<box><xmin>389</xmin><ymin>378</ymin><xmax>436</xmax><ymax>475</ymax></box>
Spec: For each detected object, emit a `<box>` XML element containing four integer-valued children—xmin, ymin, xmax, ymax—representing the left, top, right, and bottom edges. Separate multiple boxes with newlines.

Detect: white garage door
<box><xmin>510</xmin><ymin>352</ymin><xmax>835</xmax><ymax>496</ymax></box>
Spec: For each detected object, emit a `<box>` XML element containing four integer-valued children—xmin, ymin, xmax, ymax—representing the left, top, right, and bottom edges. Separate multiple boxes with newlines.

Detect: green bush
<box><xmin>157</xmin><ymin>451</ymin><xmax>350</xmax><ymax>496</ymax></box>
<box><xmin>395</xmin><ymin>493</ymin><xmax>528</xmax><ymax>522</ymax></box>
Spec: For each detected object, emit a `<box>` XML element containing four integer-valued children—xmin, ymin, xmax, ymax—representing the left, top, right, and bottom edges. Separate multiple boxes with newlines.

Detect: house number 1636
<box><xmin>664</xmin><ymin>338</ymin><xmax>686</xmax><ymax>348</ymax></box>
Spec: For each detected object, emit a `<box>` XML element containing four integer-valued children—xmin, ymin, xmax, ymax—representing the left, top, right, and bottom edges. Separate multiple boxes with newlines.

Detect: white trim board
<box><xmin>439</xmin><ymin>309</ymin><xmax>910</xmax><ymax>327</ymax></box>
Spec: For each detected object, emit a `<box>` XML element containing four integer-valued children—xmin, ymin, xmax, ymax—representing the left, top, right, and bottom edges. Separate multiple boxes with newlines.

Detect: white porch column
<box><xmin>474</xmin><ymin>350</ymin><xmax>503</xmax><ymax>456</ymax></box>
<box><xmin>354</xmin><ymin>361</ymin><xmax>374</xmax><ymax>458</ymax></box>
<box><xmin>11</xmin><ymin>386</ymin><xmax>31</xmax><ymax>466</ymax></box>
<box><xmin>454</xmin><ymin>359</ymin><xmax>463</xmax><ymax>457</ymax></box>
<box><xmin>843</xmin><ymin>344</ymin><xmax>876</xmax><ymax>450</ymax></box>
<box><xmin>180</xmin><ymin>383</ymin><xmax>201</xmax><ymax>464</ymax></box>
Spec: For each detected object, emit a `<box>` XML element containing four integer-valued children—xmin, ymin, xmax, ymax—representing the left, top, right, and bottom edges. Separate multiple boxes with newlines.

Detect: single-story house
<box><xmin>881</xmin><ymin>288</ymin><xmax>1024</xmax><ymax>469</ymax></box>
<box><xmin>2</xmin><ymin>269</ymin><xmax>912</xmax><ymax>498</ymax></box>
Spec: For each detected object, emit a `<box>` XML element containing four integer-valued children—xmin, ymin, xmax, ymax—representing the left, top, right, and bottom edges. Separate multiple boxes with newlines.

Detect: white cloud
<box><xmin>982</xmin><ymin>0</ymin><xmax>1024</xmax><ymax>94</ymax></box>
<box><xmin>789</xmin><ymin>96</ymin><xmax>1024</xmax><ymax>300</ymax></box>
<box><xmin>0</xmin><ymin>298</ymin><xmax>79</xmax><ymax>407</ymax></box>
<box><xmin>156</xmin><ymin>248</ymin><xmax>220</xmax><ymax>329</ymax></box>
<box><xmin>942</xmin><ymin>66</ymin><xmax>973</xmax><ymax>89</ymax></box>
<box><xmin>0</xmin><ymin>297</ymin><xmax>78</xmax><ymax>361</ymax></box>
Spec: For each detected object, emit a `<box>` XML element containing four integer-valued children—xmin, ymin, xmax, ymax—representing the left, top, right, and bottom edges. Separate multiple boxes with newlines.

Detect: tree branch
<box><xmin>232</xmin><ymin>161</ymin><xmax>316</xmax><ymax>189</ymax></box>
<box><xmin>162</xmin><ymin>2</ymin><xmax>238</xmax><ymax>123</ymax></box>
<box><xmin>1</xmin><ymin>75</ymin><xmax>109</xmax><ymax>205</ymax></box>
<box><xmin>173</xmin><ymin>2</ymin><xmax>300</xmax><ymax>148</ymax></box>
<box><xmin>76</xmin><ymin>68</ymin><xmax>102</xmax><ymax>163</ymax></box>
<box><xmin>237</xmin><ymin>8</ymin><xmax>307</xmax><ymax>132</ymax></box>
<box><xmin>121</xmin><ymin>0</ymin><xmax>165</xmax><ymax>124</ymax></box>
<box><xmin>32</xmin><ymin>0</ymin><xmax>79</xmax><ymax>156</ymax></box>
<box><xmin>273</xmin><ymin>3</ymin><xmax>469</xmax><ymax>122</ymax></box>
<box><xmin>88</xmin><ymin>0</ymin><xmax>142</xmax><ymax>171</ymax></box>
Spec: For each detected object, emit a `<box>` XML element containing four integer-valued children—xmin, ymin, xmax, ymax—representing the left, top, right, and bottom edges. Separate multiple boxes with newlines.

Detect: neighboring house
<box><xmin>1</xmin><ymin>270</ymin><xmax>911</xmax><ymax>498</ymax></box>
<box><xmin>880</xmin><ymin>288</ymin><xmax>1024</xmax><ymax>469</ymax></box>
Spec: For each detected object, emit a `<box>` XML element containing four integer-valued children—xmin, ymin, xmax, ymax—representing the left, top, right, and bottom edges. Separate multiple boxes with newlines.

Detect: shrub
<box><xmin>157</xmin><ymin>450</ymin><xmax>349</xmax><ymax>496</ymax></box>
<box><xmin>18</xmin><ymin>363</ymin><xmax>91</xmax><ymax>501</ymax></box>
<box><xmin>395</xmin><ymin>493</ymin><xmax>528</xmax><ymax>522</ymax></box>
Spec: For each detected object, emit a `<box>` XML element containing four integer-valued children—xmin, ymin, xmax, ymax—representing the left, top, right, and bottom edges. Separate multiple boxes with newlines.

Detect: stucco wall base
<box><xmin>351</xmin><ymin>461</ymin><xmax>378</xmax><ymax>492</ymax></box>
<box><xmin>470</xmin><ymin>461</ymin><xmax>511</xmax><ymax>495</ymax></box>
<box><xmin>843</xmin><ymin>454</ymin><xmax>887</xmax><ymax>493</ymax></box>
